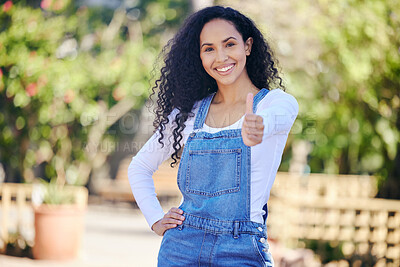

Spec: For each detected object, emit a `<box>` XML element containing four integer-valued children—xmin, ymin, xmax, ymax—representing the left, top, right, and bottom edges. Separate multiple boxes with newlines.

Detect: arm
<box><xmin>257</xmin><ymin>89</ymin><xmax>299</xmax><ymax>139</ymax></box>
<box><xmin>128</xmin><ymin>109</ymin><xmax>182</xmax><ymax>231</ymax></box>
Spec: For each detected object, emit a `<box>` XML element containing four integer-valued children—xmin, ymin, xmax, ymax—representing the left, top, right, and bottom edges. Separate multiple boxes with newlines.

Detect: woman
<box><xmin>128</xmin><ymin>6</ymin><xmax>299</xmax><ymax>266</ymax></box>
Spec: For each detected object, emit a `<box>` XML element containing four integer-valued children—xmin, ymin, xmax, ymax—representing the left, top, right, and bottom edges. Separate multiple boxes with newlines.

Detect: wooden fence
<box><xmin>267</xmin><ymin>173</ymin><xmax>400</xmax><ymax>267</ymax></box>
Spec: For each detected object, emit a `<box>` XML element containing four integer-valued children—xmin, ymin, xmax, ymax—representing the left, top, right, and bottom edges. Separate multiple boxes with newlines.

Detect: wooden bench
<box><xmin>96</xmin><ymin>158</ymin><xmax>181</xmax><ymax>202</ymax></box>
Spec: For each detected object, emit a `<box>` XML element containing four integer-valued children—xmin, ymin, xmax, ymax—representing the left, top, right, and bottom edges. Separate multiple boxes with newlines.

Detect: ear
<box><xmin>245</xmin><ymin>37</ymin><xmax>253</xmax><ymax>56</ymax></box>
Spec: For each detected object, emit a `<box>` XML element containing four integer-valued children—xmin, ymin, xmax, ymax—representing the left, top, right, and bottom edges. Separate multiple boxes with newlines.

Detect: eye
<box><xmin>204</xmin><ymin>47</ymin><xmax>214</xmax><ymax>52</ymax></box>
<box><xmin>226</xmin><ymin>42</ymin><xmax>235</xmax><ymax>47</ymax></box>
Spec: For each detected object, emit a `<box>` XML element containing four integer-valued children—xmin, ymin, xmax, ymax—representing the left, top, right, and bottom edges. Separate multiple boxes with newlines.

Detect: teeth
<box><xmin>217</xmin><ymin>65</ymin><xmax>233</xmax><ymax>72</ymax></box>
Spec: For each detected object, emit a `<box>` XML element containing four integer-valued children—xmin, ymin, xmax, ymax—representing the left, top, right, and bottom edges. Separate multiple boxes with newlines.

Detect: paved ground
<box><xmin>0</xmin><ymin>202</ymin><xmax>166</xmax><ymax>267</ymax></box>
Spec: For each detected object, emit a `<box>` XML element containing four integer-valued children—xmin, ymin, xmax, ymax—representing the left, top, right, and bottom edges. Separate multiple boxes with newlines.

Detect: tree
<box><xmin>0</xmin><ymin>0</ymin><xmax>189</xmax><ymax>185</ymax></box>
<box><xmin>299</xmin><ymin>0</ymin><xmax>400</xmax><ymax>198</ymax></box>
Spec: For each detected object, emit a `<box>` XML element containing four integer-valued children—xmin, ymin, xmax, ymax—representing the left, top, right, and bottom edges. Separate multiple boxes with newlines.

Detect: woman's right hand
<box><xmin>151</xmin><ymin>207</ymin><xmax>185</xmax><ymax>236</ymax></box>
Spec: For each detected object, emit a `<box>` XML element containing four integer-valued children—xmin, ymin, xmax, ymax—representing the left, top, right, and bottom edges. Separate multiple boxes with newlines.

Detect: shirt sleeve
<box><xmin>127</xmin><ymin>109</ymin><xmax>178</xmax><ymax>229</ymax></box>
<box><xmin>256</xmin><ymin>89</ymin><xmax>299</xmax><ymax>139</ymax></box>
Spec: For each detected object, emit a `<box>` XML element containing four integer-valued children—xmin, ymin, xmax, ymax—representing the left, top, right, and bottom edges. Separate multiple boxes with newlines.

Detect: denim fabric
<box><xmin>158</xmin><ymin>88</ymin><xmax>274</xmax><ymax>266</ymax></box>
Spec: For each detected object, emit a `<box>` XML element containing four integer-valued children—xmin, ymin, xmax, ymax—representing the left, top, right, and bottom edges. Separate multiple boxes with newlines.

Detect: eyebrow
<box><xmin>200</xmin><ymin>36</ymin><xmax>237</xmax><ymax>48</ymax></box>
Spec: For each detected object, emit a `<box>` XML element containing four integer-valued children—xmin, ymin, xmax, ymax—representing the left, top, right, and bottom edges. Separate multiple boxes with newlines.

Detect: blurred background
<box><xmin>0</xmin><ymin>0</ymin><xmax>399</xmax><ymax>266</ymax></box>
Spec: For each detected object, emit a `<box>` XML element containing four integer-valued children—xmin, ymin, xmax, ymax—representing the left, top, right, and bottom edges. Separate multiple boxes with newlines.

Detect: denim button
<box><xmin>262</xmin><ymin>248</ymin><xmax>268</xmax><ymax>252</ymax></box>
<box><xmin>257</xmin><ymin>227</ymin><xmax>263</xmax><ymax>232</ymax></box>
<box><xmin>259</xmin><ymin>237</ymin><xmax>266</xmax><ymax>243</ymax></box>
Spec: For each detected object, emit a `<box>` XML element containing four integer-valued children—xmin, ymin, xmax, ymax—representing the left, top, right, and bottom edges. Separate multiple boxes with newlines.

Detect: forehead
<box><xmin>200</xmin><ymin>19</ymin><xmax>242</xmax><ymax>43</ymax></box>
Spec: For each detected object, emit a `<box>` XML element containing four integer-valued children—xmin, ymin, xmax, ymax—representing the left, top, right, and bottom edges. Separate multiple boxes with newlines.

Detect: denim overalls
<box><xmin>158</xmin><ymin>88</ymin><xmax>274</xmax><ymax>267</ymax></box>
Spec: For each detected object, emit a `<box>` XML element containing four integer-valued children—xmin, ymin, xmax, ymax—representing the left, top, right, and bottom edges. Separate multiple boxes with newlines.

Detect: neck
<box><xmin>214</xmin><ymin>77</ymin><xmax>259</xmax><ymax>105</ymax></box>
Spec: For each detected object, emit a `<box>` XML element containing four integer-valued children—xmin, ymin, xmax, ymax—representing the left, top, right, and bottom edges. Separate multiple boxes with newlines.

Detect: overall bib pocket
<box><xmin>185</xmin><ymin>148</ymin><xmax>241</xmax><ymax>197</ymax></box>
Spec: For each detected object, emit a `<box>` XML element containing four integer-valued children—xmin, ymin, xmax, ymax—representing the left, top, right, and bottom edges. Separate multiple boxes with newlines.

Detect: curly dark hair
<box><xmin>149</xmin><ymin>6</ymin><xmax>284</xmax><ymax>167</ymax></box>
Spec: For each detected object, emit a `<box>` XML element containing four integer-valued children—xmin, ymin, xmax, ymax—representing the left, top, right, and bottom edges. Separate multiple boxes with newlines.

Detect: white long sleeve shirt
<box><xmin>128</xmin><ymin>88</ymin><xmax>299</xmax><ymax>228</ymax></box>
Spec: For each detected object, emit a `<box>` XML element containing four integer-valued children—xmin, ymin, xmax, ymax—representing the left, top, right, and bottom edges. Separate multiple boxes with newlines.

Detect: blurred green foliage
<box><xmin>303</xmin><ymin>239</ymin><xmax>378</xmax><ymax>266</ymax></box>
<box><xmin>288</xmin><ymin>0</ymin><xmax>399</xmax><ymax>190</ymax></box>
<box><xmin>1</xmin><ymin>0</ymin><xmax>399</xmax><ymax>197</ymax></box>
<box><xmin>0</xmin><ymin>0</ymin><xmax>189</xmax><ymax>185</ymax></box>
<box><xmin>39</xmin><ymin>177</ymin><xmax>74</xmax><ymax>205</ymax></box>
<box><xmin>303</xmin><ymin>240</ymin><xmax>344</xmax><ymax>264</ymax></box>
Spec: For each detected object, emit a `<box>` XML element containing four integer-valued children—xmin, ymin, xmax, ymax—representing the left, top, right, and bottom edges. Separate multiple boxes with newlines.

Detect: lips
<box><xmin>215</xmin><ymin>63</ymin><xmax>235</xmax><ymax>75</ymax></box>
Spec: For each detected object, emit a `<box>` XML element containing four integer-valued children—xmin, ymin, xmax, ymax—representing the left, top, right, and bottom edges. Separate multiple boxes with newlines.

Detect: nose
<box><xmin>216</xmin><ymin>48</ymin><xmax>228</xmax><ymax>62</ymax></box>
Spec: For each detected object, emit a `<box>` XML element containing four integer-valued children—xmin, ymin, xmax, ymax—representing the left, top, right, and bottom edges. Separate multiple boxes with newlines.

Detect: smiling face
<box><xmin>200</xmin><ymin>19</ymin><xmax>253</xmax><ymax>88</ymax></box>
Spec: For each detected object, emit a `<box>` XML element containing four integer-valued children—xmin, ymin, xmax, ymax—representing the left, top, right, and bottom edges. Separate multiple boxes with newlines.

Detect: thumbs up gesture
<box><xmin>241</xmin><ymin>93</ymin><xmax>264</xmax><ymax>146</ymax></box>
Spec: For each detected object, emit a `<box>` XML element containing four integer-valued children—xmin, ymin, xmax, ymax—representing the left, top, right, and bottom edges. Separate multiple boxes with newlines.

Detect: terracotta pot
<box><xmin>33</xmin><ymin>204</ymin><xmax>86</xmax><ymax>260</ymax></box>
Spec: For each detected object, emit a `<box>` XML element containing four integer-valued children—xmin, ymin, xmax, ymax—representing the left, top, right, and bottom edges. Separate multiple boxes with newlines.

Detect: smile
<box><xmin>215</xmin><ymin>64</ymin><xmax>235</xmax><ymax>74</ymax></box>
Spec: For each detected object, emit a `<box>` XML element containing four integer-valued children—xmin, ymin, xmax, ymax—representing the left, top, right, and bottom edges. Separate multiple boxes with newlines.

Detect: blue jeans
<box><xmin>158</xmin><ymin>214</ymin><xmax>274</xmax><ymax>266</ymax></box>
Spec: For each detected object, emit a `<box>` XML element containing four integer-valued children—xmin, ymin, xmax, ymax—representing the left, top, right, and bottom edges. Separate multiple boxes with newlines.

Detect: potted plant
<box><xmin>32</xmin><ymin>178</ymin><xmax>88</xmax><ymax>260</ymax></box>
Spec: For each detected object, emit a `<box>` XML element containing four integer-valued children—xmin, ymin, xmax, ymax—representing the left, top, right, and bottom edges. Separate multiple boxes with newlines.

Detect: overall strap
<box><xmin>252</xmin><ymin>88</ymin><xmax>269</xmax><ymax>113</ymax></box>
<box><xmin>193</xmin><ymin>92</ymin><xmax>216</xmax><ymax>130</ymax></box>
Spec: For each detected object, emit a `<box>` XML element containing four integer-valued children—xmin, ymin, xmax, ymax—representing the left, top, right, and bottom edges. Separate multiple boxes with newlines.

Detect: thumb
<box><xmin>246</xmin><ymin>92</ymin><xmax>254</xmax><ymax>114</ymax></box>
